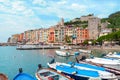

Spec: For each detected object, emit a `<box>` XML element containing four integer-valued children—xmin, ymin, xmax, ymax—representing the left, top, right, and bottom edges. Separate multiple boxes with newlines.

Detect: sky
<box><xmin>0</xmin><ymin>0</ymin><xmax>120</xmax><ymax>42</ymax></box>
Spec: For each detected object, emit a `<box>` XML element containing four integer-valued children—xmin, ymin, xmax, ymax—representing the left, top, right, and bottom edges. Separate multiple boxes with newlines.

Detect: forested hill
<box><xmin>106</xmin><ymin>11</ymin><xmax>120</xmax><ymax>28</ymax></box>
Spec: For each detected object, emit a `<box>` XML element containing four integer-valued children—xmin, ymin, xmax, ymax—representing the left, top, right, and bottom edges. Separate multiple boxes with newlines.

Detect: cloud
<box><xmin>71</xmin><ymin>3</ymin><xmax>87</xmax><ymax>11</ymax></box>
<box><xmin>0</xmin><ymin>0</ymin><xmax>120</xmax><ymax>42</ymax></box>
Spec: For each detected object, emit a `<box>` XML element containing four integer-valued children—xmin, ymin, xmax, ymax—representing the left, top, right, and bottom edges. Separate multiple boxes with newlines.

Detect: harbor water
<box><xmin>0</xmin><ymin>46</ymin><xmax>75</xmax><ymax>80</ymax></box>
<box><xmin>0</xmin><ymin>46</ymin><xmax>120</xmax><ymax>80</ymax></box>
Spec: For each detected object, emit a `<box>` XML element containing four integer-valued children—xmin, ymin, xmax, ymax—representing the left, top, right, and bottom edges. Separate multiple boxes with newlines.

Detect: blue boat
<box><xmin>68</xmin><ymin>62</ymin><xmax>105</xmax><ymax>71</ymax></box>
<box><xmin>68</xmin><ymin>62</ymin><xmax>117</xmax><ymax>80</ymax></box>
<box><xmin>13</xmin><ymin>68</ymin><xmax>36</xmax><ymax>80</ymax></box>
<box><xmin>48</xmin><ymin>62</ymin><xmax>101</xmax><ymax>80</ymax></box>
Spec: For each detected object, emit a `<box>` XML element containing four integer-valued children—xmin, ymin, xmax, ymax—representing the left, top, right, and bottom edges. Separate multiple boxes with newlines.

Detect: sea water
<box><xmin>1</xmin><ymin>46</ymin><xmax>119</xmax><ymax>80</ymax></box>
<box><xmin>0</xmin><ymin>46</ymin><xmax>74</xmax><ymax>80</ymax></box>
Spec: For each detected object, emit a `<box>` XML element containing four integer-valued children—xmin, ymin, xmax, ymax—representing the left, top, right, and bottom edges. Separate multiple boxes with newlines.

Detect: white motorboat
<box><xmin>79</xmin><ymin>49</ymin><xmax>91</xmax><ymax>53</ymax></box>
<box><xmin>48</xmin><ymin>61</ymin><xmax>117</xmax><ymax>80</ymax></box>
<box><xmin>106</xmin><ymin>52</ymin><xmax>120</xmax><ymax>59</ymax></box>
<box><xmin>48</xmin><ymin>62</ymin><xmax>101</xmax><ymax>80</ymax></box>
<box><xmin>68</xmin><ymin>62</ymin><xmax>118</xmax><ymax>80</ymax></box>
<box><xmin>55</xmin><ymin>50</ymin><xmax>70</xmax><ymax>57</ymax></box>
<box><xmin>86</xmin><ymin>57</ymin><xmax>120</xmax><ymax>65</ymax></box>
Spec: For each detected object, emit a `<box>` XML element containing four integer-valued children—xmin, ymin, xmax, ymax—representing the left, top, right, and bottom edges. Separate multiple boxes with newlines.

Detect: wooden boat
<box><xmin>55</xmin><ymin>50</ymin><xmax>70</xmax><ymax>57</ymax></box>
<box><xmin>47</xmin><ymin>62</ymin><xmax>101</xmax><ymax>80</ymax></box>
<box><xmin>13</xmin><ymin>68</ymin><xmax>36</xmax><ymax>80</ymax></box>
<box><xmin>0</xmin><ymin>73</ymin><xmax>8</xmax><ymax>80</ymax></box>
<box><xmin>36</xmin><ymin>64</ymin><xmax>73</xmax><ymax>80</ymax></box>
<box><xmin>79</xmin><ymin>49</ymin><xmax>91</xmax><ymax>53</ymax></box>
<box><xmin>86</xmin><ymin>57</ymin><xmax>120</xmax><ymax>65</ymax></box>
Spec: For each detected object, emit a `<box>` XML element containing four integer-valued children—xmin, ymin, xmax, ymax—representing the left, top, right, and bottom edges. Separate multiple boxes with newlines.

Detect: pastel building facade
<box><xmin>48</xmin><ymin>27</ymin><xmax>55</xmax><ymax>43</ymax></box>
<box><xmin>76</xmin><ymin>28</ymin><xmax>89</xmax><ymax>44</ymax></box>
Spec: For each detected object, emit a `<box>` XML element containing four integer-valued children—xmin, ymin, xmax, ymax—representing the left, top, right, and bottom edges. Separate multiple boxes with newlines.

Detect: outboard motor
<box><xmin>100</xmin><ymin>53</ymin><xmax>106</xmax><ymax>57</ymax></box>
<box><xmin>80</xmin><ymin>55</ymin><xmax>86</xmax><ymax>61</ymax></box>
<box><xmin>19</xmin><ymin>68</ymin><xmax>23</xmax><ymax>73</ymax></box>
<box><xmin>38</xmin><ymin>64</ymin><xmax>42</xmax><ymax>69</ymax></box>
<box><xmin>90</xmin><ymin>55</ymin><xmax>94</xmax><ymax>59</ymax></box>
<box><xmin>49</xmin><ymin>58</ymin><xmax>55</xmax><ymax>64</ymax></box>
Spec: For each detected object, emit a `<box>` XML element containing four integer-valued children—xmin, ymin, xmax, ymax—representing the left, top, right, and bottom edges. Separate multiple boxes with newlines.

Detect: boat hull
<box><xmin>36</xmin><ymin>68</ymin><xmax>73</xmax><ymax>80</ymax></box>
<box><xmin>48</xmin><ymin>62</ymin><xmax>101</xmax><ymax>80</ymax></box>
<box><xmin>0</xmin><ymin>73</ymin><xmax>8</xmax><ymax>80</ymax></box>
<box><xmin>13</xmin><ymin>73</ymin><xmax>36</xmax><ymax>80</ymax></box>
<box><xmin>55</xmin><ymin>50</ymin><xmax>70</xmax><ymax>57</ymax></box>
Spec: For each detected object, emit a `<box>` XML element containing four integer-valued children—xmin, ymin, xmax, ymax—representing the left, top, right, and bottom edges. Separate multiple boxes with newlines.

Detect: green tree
<box><xmin>65</xmin><ymin>35</ymin><xmax>71</xmax><ymax>43</ymax></box>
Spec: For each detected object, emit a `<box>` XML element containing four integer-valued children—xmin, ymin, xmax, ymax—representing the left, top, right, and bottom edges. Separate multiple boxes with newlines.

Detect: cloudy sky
<box><xmin>0</xmin><ymin>0</ymin><xmax>120</xmax><ymax>42</ymax></box>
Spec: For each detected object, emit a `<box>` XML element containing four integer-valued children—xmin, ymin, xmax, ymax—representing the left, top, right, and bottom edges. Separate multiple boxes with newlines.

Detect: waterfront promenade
<box><xmin>91</xmin><ymin>45</ymin><xmax>120</xmax><ymax>51</ymax></box>
<box><xmin>16</xmin><ymin>44</ymin><xmax>87</xmax><ymax>50</ymax></box>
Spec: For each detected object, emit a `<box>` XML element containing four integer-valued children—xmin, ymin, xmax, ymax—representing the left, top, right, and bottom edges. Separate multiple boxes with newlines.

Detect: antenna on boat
<box><xmin>19</xmin><ymin>68</ymin><xmax>23</xmax><ymax>73</ymax></box>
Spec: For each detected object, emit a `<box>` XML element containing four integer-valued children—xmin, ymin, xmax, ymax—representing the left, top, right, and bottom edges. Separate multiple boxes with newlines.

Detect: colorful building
<box><xmin>18</xmin><ymin>33</ymin><xmax>24</xmax><ymax>42</ymax></box>
<box><xmin>76</xmin><ymin>28</ymin><xmax>89</xmax><ymax>44</ymax></box>
<box><xmin>48</xmin><ymin>27</ymin><xmax>55</xmax><ymax>43</ymax></box>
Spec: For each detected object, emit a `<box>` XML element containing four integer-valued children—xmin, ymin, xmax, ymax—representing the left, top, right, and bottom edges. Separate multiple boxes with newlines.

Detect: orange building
<box><xmin>76</xmin><ymin>28</ymin><xmax>89</xmax><ymax>44</ymax></box>
<box><xmin>48</xmin><ymin>27</ymin><xmax>55</xmax><ymax>43</ymax></box>
<box><xmin>18</xmin><ymin>33</ymin><xmax>24</xmax><ymax>42</ymax></box>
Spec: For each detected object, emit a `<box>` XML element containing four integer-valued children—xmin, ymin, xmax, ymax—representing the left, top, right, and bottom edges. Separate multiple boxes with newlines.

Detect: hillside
<box><xmin>64</xmin><ymin>11</ymin><xmax>120</xmax><ymax>30</ymax></box>
<box><xmin>64</xmin><ymin>20</ymin><xmax>88</xmax><ymax>28</ymax></box>
<box><xmin>107</xmin><ymin>11</ymin><xmax>120</xmax><ymax>29</ymax></box>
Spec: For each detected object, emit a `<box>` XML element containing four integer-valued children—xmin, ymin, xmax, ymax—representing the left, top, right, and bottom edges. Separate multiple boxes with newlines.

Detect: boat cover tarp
<box><xmin>13</xmin><ymin>73</ymin><xmax>36</xmax><ymax>80</ymax></box>
<box><xmin>56</xmin><ymin>65</ymin><xmax>99</xmax><ymax>78</ymax></box>
<box><xmin>68</xmin><ymin>62</ymin><xmax>105</xmax><ymax>71</ymax></box>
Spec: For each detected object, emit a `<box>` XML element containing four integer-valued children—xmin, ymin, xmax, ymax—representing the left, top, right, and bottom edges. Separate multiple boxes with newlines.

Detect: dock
<box><xmin>16</xmin><ymin>44</ymin><xmax>85</xmax><ymax>50</ymax></box>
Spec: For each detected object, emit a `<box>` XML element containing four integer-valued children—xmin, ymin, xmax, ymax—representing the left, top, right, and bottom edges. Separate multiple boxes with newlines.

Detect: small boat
<box><xmin>36</xmin><ymin>64</ymin><xmax>73</xmax><ymax>80</ymax></box>
<box><xmin>55</xmin><ymin>50</ymin><xmax>70</xmax><ymax>57</ymax></box>
<box><xmin>0</xmin><ymin>73</ymin><xmax>8</xmax><ymax>80</ymax></box>
<box><xmin>60</xmin><ymin>45</ymin><xmax>72</xmax><ymax>50</ymax></box>
<box><xmin>13</xmin><ymin>68</ymin><xmax>36</xmax><ymax>80</ymax></box>
<box><xmin>68</xmin><ymin>62</ymin><xmax>117</xmax><ymax>80</ymax></box>
<box><xmin>47</xmin><ymin>61</ymin><xmax>101</xmax><ymax>80</ymax></box>
<box><xmin>106</xmin><ymin>52</ymin><xmax>120</xmax><ymax>59</ymax></box>
<box><xmin>86</xmin><ymin>57</ymin><xmax>120</xmax><ymax>65</ymax></box>
<box><xmin>79</xmin><ymin>49</ymin><xmax>91</xmax><ymax>53</ymax></box>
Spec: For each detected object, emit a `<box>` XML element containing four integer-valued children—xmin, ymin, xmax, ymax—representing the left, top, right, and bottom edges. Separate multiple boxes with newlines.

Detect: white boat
<box><xmin>86</xmin><ymin>57</ymin><xmax>120</xmax><ymax>65</ymax></box>
<box><xmin>106</xmin><ymin>52</ymin><xmax>120</xmax><ymax>59</ymax></box>
<box><xmin>36</xmin><ymin>68</ymin><xmax>73</xmax><ymax>80</ymax></box>
<box><xmin>68</xmin><ymin>62</ymin><xmax>118</xmax><ymax>80</ymax></box>
<box><xmin>48</xmin><ymin>62</ymin><xmax>101</xmax><ymax>80</ymax></box>
<box><xmin>55</xmin><ymin>50</ymin><xmax>70</xmax><ymax>57</ymax></box>
<box><xmin>36</xmin><ymin>64</ymin><xmax>73</xmax><ymax>80</ymax></box>
<box><xmin>48</xmin><ymin>62</ymin><xmax>117</xmax><ymax>80</ymax></box>
<box><xmin>60</xmin><ymin>45</ymin><xmax>72</xmax><ymax>50</ymax></box>
<box><xmin>79</xmin><ymin>49</ymin><xmax>91</xmax><ymax>53</ymax></box>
